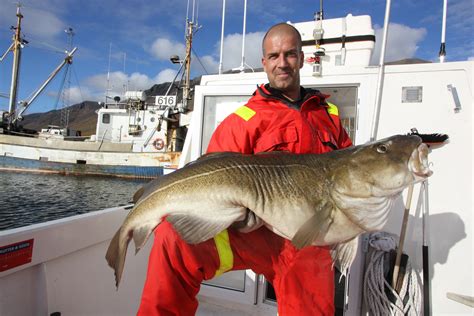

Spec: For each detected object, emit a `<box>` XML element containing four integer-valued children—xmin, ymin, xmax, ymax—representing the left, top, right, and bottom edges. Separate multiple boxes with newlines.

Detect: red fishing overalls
<box><xmin>138</xmin><ymin>84</ymin><xmax>352</xmax><ymax>315</ymax></box>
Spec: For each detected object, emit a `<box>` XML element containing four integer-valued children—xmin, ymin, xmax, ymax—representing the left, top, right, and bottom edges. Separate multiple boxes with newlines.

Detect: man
<box><xmin>138</xmin><ymin>23</ymin><xmax>352</xmax><ymax>315</ymax></box>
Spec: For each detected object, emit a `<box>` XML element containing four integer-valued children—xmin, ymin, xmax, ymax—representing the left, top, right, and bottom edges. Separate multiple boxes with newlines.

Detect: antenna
<box><xmin>238</xmin><ymin>0</ymin><xmax>248</xmax><ymax>73</ymax></box>
<box><xmin>439</xmin><ymin>0</ymin><xmax>447</xmax><ymax>63</ymax></box>
<box><xmin>105</xmin><ymin>43</ymin><xmax>112</xmax><ymax>101</ymax></box>
<box><xmin>123</xmin><ymin>52</ymin><xmax>128</xmax><ymax>93</ymax></box>
<box><xmin>218</xmin><ymin>0</ymin><xmax>226</xmax><ymax>74</ymax></box>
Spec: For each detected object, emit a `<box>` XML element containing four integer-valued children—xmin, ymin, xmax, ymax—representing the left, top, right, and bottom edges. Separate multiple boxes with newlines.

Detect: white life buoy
<box><xmin>153</xmin><ymin>138</ymin><xmax>165</xmax><ymax>151</ymax></box>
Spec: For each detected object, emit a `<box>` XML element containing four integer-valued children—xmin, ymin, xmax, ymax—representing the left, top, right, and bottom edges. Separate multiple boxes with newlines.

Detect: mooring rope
<box><xmin>363</xmin><ymin>232</ymin><xmax>422</xmax><ymax>316</ymax></box>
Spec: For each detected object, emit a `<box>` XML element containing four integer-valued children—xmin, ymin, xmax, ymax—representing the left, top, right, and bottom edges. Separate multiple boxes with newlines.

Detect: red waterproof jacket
<box><xmin>208</xmin><ymin>84</ymin><xmax>352</xmax><ymax>154</ymax></box>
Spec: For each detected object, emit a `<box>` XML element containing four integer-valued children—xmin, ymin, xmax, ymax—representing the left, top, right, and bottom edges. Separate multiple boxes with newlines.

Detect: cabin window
<box><xmin>201</xmin><ymin>95</ymin><xmax>250</xmax><ymax>154</ymax></box>
<box><xmin>306</xmin><ymin>85</ymin><xmax>359</xmax><ymax>142</ymax></box>
<box><xmin>102</xmin><ymin>114</ymin><xmax>110</xmax><ymax>124</ymax></box>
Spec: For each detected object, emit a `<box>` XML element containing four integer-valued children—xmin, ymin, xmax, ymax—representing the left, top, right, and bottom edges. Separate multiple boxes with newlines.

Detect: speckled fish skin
<box><xmin>106</xmin><ymin>134</ymin><xmax>432</xmax><ymax>287</ymax></box>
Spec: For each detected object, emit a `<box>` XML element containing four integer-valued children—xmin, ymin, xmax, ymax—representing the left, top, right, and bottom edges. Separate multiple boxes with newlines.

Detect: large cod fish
<box><xmin>106</xmin><ymin>135</ymin><xmax>432</xmax><ymax>287</ymax></box>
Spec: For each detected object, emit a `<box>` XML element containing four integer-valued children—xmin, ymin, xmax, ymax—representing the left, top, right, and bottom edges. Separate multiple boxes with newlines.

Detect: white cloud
<box><xmin>196</xmin><ymin>31</ymin><xmax>265</xmax><ymax>74</ymax></box>
<box><xmin>0</xmin><ymin>5</ymin><xmax>65</xmax><ymax>43</ymax></box>
<box><xmin>149</xmin><ymin>38</ymin><xmax>186</xmax><ymax>61</ymax></box>
<box><xmin>468</xmin><ymin>56</ymin><xmax>474</xmax><ymax>61</ymax></box>
<box><xmin>221</xmin><ymin>32</ymin><xmax>265</xmax><ymax>70</ymax></box>
<box><xmin>194</xmin><ymin>55</ymin><xmax>219</xmax><ymax>75</ymax></box>
<box><xmin>155</xmin><ymin>68</ymin><xmax>178</xmax><ymax>83</ymax></box>
<box><xmin>79</xmin><ymin>69</ymin><xmax>177</xmax><ymax>101</ymax></box>
<box><xmin>64</xmin><ymin>86</ymin><xmax>91</xmax><ymax>104</ymax></box>
<box><xmin>85</xmin><ymin>71</ymin><xmax>127</xmax><ymax>94</ymax></box>
<box><xmin>370</xmin><ymin>23</ymin><xmax>427</xmax><ymax>64</ymax></box>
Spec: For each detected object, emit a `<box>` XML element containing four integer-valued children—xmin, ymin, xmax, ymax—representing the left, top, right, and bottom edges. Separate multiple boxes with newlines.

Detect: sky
<box><xmin>0</xmin><ymin>0</ymin><xmax>472</xmax><ymax>114</ymax></box>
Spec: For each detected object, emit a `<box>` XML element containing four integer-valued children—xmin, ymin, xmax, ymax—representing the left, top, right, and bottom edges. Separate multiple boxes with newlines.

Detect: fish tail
<box><xmin>105</xmin><ymin>227</ymin><xmax>130</xmax><ymax>289</ymax></box>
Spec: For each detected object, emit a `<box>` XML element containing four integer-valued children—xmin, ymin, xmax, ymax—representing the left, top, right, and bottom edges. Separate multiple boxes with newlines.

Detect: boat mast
<box><xmin>182</xmin><ymin>0</ymin><xmax>199</xmax><ymax>112</ymax></box>
<box><xmin>7</xmin><ymin>5</ymin><xmax>25</xmax><ymax>131</ymax></box>
<box><xmin>61</xmin><ymin>27</ymin><xmax>75</xmax><ymax>129</ymax></box>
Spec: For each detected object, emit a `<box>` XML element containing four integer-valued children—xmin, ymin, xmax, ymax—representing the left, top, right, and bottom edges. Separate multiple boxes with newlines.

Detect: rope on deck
<box><xmin>363</xmin><ymin>232</ymin><xmax>422</xmax><ymax>316</ymax></box>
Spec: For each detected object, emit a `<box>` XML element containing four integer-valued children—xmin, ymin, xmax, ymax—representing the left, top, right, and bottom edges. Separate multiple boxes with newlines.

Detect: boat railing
<box><xmin>7</xmin><ymin>130</ymin><xmax>91</xmax><ymax>142</ymax></box>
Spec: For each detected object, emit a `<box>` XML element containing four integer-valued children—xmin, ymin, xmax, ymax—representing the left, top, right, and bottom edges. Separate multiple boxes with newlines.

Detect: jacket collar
<box><xmin>256</xmin><ymin>84</ymin><xmax>328</xmax><ymax>110</ymax></box>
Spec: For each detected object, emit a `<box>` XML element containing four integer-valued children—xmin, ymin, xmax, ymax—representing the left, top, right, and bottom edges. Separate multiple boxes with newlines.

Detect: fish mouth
<box><xmin>409</xmin><ymin>143</ymin><xmax>433</xmax><ymax>179</ymax></box>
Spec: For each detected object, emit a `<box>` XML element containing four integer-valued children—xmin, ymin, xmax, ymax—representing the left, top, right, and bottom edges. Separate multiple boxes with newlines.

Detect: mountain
<box><xmin>20</xmin><ymin>101</ymin><xmax>101</xmax><ymax>136</ymax></box>
<box><xmin>385</xmin><ymin>58</ymin><xmax>431</xmax><ymax>65</ymax></box>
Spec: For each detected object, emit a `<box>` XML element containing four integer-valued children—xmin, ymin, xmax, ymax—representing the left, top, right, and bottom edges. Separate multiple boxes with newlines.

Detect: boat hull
<box><xmin>0</xmin><ymin>134</ymin><xmax>179</xmax><ymax>179</ymax></box>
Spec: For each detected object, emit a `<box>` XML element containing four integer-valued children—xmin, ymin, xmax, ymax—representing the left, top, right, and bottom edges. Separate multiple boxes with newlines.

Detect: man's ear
<box><xmin>299</xmin><ymin>51</ymin><xmax>304</xmax><ymax>69</ymax></box>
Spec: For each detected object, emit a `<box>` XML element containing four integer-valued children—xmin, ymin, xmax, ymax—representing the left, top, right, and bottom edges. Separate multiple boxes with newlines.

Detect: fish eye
<box><xmin>377</xmin><ymin>144</ymin><xmax>388</xmax><ymax>153</ymax></box>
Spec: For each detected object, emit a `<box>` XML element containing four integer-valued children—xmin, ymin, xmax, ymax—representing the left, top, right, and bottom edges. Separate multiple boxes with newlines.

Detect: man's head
<box><xmin>261</xmin><ymin>23</ymin><xmax>304</xmax><ymax>100</ymax></box>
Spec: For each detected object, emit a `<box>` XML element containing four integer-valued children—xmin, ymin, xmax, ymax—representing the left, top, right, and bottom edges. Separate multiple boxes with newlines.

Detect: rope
<box><xmin>363</xmin><ymin>232</ymin><xmax>422</xmax><ymax>315</ymax></box>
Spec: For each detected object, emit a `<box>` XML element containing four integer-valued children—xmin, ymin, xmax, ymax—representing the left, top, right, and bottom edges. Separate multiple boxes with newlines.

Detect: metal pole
<box><xmin>369</xmin><ymin>0</ymin><xmax>391</xmax><ymax>141</ymax></box>
<box><xmin>183</xmin><ymin>21</ymin><xmax>193</xmax><ymax>109</ymax></box>
<box><xmin>439</xmin><ymin>0</ymin><xmax>448</xmax><ymax>62</ymax></box>
<box><xmin>422</xmin><ymin>180</ymin><xmax>432</xmax><ymax>315</ymax></box>
<box><xmin>8</xmin><ymin>5</ymin><xmax>24</xmax><ymax>130</ymax></box>
<box><xmin>392</xmin><ymin>183</ymin><xmax>414</xmax><ymax>291</ymax></box>
<box><xmin>239</xmin><ymin>0</ymin><xmax>248</xmax><ymax>72</ymax></box>
<box><xmin>319</xmin><ymin>0</ymin><xmax>324</xmax><ymax>20</ymax></box>
<box><xmin>106</xmin><ymin>43</ymin><xmax>112</xmax><ymax>100</ymax></box>
<box><xmin>14</xmin><ymin>48</ymin><xmax>77</xmax><ymax>123</ymax></box>
<box><xmin>218</xmin><ymin>0</ymin><xmax>226</xmax><ymax>74</ymax></box>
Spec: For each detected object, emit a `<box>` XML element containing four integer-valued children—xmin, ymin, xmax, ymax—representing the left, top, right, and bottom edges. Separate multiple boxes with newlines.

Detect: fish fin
<box><xmin>167</xmin><ymin>211</ymin><xmax>243</xmax><ymax>244</ymax></box>
<box><xmin>132</xmin><ymin>186</ymin><xmax>145</xmax><ymax>204</ymax></box>
<box><xmin>331</xmin><ymin>237</ymin><xmax>359</xmax><ymax>279</ymax></box>
<box><xmin>196</xmin><ymin>152</ymin><xmax>243</xmax><ymax>161</ymax></box>
<box><xmin>132</xmin><ymin>221</ymin><xmax>160</xmax><ymax>254</ymax></box>
<box><xmin>105</xmin><ymin>227</ymin><xmax>131</xmax><ymax>289</ymax></box>
<box><xmin>230</xmin><ymin>210</ymin><xmax>264</xmax><ymax>233</ymax></box>
<box><xmin>291</xmin><ymin>203</ymin><xmax>333</xmax><ymax>249</ymax></box>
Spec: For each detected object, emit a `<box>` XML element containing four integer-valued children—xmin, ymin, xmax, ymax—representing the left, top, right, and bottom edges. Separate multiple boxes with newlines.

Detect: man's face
<box><xmin>261</xmin><ymin>32</ymin><xmax>304</xmax><ymax>95</ymax></box>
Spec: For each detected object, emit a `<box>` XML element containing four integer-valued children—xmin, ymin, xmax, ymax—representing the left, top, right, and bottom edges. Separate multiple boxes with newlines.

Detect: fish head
<box><xmin>333</xmin><ymin>134</ymin><xmax>432</xmax><ymax>199</ymax></box>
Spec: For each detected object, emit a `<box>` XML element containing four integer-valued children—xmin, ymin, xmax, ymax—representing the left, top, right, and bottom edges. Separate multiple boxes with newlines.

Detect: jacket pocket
<box><xmin>255</xmin><ymin>126</ymin><xmax>298</xmax><ymax>152</ymax></box>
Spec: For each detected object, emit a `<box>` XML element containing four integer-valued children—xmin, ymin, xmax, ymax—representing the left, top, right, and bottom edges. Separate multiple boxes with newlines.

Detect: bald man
<box><xmin>138</xmin><ymin>23</ymin><xmax>352</xmax><ymax>315</ymax></box>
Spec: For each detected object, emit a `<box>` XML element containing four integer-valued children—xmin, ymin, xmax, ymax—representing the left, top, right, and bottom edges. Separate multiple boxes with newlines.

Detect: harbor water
<box><xmin>0</xmin><ymin>171</ymin><xmax>148</xmax><ymax>231</ymax></box>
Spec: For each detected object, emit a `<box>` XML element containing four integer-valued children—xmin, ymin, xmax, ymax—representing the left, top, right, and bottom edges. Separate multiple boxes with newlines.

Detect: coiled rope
<box><xmin>363</xmin><ymin>232</ymin><xmax>422</xmax><ymax>315</ymax></box>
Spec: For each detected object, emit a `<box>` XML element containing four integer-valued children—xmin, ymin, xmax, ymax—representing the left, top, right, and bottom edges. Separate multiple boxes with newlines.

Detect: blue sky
<box><xmin>0</xmin><ymin>0</ymin><xmax>472</xmax><ymax>114</ymax></box>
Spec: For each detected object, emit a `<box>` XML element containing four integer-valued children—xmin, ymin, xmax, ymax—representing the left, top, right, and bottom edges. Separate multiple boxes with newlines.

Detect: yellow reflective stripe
<box><xmin>234</xmin><ymin>105</ymin><xmax>256</xmax><ymax>121</ymax></box>
<box><xmin>213</xmin><ymin>229</ymin><xmax>234</xmax><ymax>277</ymax></box>
<box><xmin>327</xmin><ymin>102</ymin><xmax>339</xmax><ymax>116</ymax></box>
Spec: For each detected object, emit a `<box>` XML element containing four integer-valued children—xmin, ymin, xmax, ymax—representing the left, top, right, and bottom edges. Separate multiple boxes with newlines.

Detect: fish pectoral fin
<box><xmin>331</xmin><ymin>237</ymin><xmax>359</xmax><ymax>278</ymax></box>
<box><xmin>167</xmin><ymin>210</ymin><xmax>244</xmax><ymax>244</ymax></box>
<box><xmin>132</xmin><ymin>221</ymin><xmax>160</xmax><ymax>254</ymax></box>
<box><xmin>230</xmin><ymin>210</ymin><xmax>264</xmax><ymax>233</ymax></box>
<box><xmin>291</xmin><ymin>203</ymin><xmax>334</xmax><ymax>249</ymax></box>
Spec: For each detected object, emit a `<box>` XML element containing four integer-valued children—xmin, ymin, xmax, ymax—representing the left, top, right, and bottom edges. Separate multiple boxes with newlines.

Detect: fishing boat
<box><xmin>0</xmin><ymin>1</ymin><xmax>472</xmax><ymax>315</ymax></box>
<box><xmin>0</xmin><ymin>6</ymin><xmax>193</xmax><ymax>179</ymax></box>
